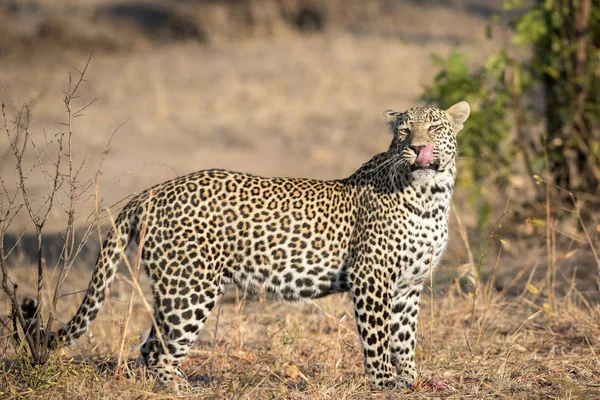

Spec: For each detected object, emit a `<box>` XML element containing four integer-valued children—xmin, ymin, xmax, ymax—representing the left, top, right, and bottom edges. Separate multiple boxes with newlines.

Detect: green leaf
<box><xmin>477</xmin><ymin>200</ymin><xmax>491</xmax><ymax>230</ymax></box>
<box><xmin>513</xmin><ymin>64</ymin><xmax>522</xmax><ymax>93</ymax></box>
<box><xmin>526</xmin><ymin>218</ymin><xmax>546</xmax><ymax>227</ymax></box>
<box><xmin>526</xmin><ymin>284</ymin><xmax>540</xmax><ymax>295</ymax></box>
<box><xmin>544</xmin><ymin>66</ymin><xmax>560</xmax><ymax>79</ymax></box>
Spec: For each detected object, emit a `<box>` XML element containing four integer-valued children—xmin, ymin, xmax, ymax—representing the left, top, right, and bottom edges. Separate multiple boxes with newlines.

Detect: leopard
<box><xmin>22</xmin><ymin>101</ymin><xmax>470</xmax><ymax>390</ymax></box>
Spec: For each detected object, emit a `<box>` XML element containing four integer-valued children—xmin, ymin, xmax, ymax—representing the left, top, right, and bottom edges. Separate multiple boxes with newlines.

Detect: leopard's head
<box><xmin>384</xmin><ymin>101</ymin><xmax>470</xmax><ymax>182</ymax></box>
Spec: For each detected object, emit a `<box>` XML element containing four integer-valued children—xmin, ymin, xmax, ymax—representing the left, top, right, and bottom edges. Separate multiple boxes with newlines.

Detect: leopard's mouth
<box><xmin>410</xmin><ymin>160</ymin><xmax>440</xmax><ymax>172</ymax></box>
<box><xmin>408</xmin><ymin>144</ymin><xmax>440</xmax><ymax>173</ymax></box>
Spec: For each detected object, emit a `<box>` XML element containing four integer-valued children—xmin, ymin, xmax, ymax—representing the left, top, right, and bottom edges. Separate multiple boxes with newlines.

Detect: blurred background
<box><xmin>0</xmin><ymin>1</ymin><xmax>599</xmax><ymax>397</ymax></box>
<box><xmin>0</xmin><ymin>0</ymin><xmax>599</xmax><ymax>320</ymax></box>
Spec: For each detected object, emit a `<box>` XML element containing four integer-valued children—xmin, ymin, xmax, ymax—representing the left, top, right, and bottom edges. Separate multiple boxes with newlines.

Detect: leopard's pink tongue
<box><xmin>415</xmin><ymin>144</ymin><xmax>434</xmax><ymax>167</ymax></box>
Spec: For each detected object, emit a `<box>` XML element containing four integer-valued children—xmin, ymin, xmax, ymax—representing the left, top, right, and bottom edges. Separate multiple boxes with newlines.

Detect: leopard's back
<box><xmin>131</xmin><ymin>169</ymin><xmax>358</xmax><ymax>301</ymax></box>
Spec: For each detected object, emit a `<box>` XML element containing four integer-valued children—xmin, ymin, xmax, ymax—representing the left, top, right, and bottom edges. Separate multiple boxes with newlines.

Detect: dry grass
<box><xmin>1</xmin><ymin>266</ymin><xmax>599</xmax><ymax>399</ymax></box>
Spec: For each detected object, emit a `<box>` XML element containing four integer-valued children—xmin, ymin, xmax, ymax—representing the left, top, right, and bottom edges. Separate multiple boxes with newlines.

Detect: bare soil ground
<box><xmin>1</xmin><ymin>1</ymin><xmax>599</xmax><ymax>399</ymax></box>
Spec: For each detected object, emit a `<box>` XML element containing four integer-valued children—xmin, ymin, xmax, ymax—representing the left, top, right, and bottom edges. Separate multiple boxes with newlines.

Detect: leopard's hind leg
<box><xmin>140</xmin><ymin>255</ymin><xmax>224</xmax><ymax>390</ymax></box>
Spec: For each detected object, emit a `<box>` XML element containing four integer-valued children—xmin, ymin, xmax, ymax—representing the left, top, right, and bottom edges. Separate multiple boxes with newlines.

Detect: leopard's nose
<box><xmin>409</xmin><ymin>145</ymin><xmax>424</xmax><ymax>154</ymax></box>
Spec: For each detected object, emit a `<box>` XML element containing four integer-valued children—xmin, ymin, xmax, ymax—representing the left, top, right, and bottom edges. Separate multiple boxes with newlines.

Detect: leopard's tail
<box><xmin>22</xmin><ymin>203</ymin><xmax>139</xmax><ymax>348</ymax></box>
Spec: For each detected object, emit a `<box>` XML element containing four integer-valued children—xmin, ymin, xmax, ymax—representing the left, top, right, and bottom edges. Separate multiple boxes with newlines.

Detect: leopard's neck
<box><xmin>342</xmin><ymin>151</ymin><xmax>457</xmax><ymax>197</ymax></box>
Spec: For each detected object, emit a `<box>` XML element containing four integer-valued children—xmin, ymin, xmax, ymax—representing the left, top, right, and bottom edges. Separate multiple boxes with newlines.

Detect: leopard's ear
<box><xmin>383</xmin><ymin>110</ymin><xmax>402</xmax><ymax>134</ymax></box>
<box><xmin>383</xmin><ymin>109</ymin><xmax>401</xmax><ymax>124</ymax></box>
<box><xmin>445</xmin><ymin>101</ymin><xmax>470</xmax><ymax>134</ymax></box>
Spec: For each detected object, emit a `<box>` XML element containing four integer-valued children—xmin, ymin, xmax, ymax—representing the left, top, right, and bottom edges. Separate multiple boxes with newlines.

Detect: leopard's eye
<box><xmin>397</xmin><ymin>127</ymin><xmax>410</xmax><ymax>135</ymax></box>
<box><xmin>429</xmin><ymin>121</ymin><xmax>442</xmax><ymax>131</ymax></box>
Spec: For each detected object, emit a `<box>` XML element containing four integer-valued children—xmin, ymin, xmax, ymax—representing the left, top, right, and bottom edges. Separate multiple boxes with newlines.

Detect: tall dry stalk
<box><xmin>467</xmin><ymin>191</ymin><xmax>512</xmax><ymax>338</ymax></box>
<box><xmin>451</xmin><ymin>201</ymin><xmax>479</xmax><ymax>294</ymax></box>
<box><xmin>534</xmin><ymin>173</ymin><xmax>600</xmax><ymax>308</ymax></box>
<box><xmin>543</xmin><ymin>137</ymin><xmax>555</xmax><ymax>307</ymax></box>
<box><xmin>114</xmin><ymin>191</ymin><xmax>153</xmax><ymax>379</ymax></box>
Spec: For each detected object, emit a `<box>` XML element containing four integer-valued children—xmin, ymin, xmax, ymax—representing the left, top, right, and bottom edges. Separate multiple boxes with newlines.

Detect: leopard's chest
<box><xmin>387</xmin><ymin>198</ymin><xmax>450</xmax><ymax>283</ymax></box>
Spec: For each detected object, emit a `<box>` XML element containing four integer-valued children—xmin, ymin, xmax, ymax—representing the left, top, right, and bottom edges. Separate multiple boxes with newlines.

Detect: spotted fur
<box><xmin>22</xmin><ymin>102</ymin><xmax>470</xmax><ymax>390</ymax></box>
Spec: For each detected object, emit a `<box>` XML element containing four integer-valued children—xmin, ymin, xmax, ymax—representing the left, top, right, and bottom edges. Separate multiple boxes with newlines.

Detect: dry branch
<box><xmin>0</xmin><ymin>51</ymin><xmax>114</xmax><ymax>364</ymax></box>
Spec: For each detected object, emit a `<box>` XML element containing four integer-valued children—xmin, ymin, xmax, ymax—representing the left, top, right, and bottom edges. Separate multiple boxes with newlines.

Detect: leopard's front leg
<box><xmin>351</xmin><ymin>276</ymin><xmax>396</xmax><ymax>389</ymax></box>
<box><xmin>350</xmin><ymin>254</ymin><xmax>415</xmax><ymax>390</ymax></box>
<box><xmin>390</xmin><ymin>283</ymin><xmax>422</xmax><ymax>387</ymax></box>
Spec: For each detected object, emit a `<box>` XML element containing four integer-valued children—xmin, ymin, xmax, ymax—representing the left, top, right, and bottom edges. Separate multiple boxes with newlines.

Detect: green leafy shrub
<box><xmin>421</xmin><ymin>52</ymin><xmax>513</xmax><ymax>187</ymax></box>
<box><xmin>422</xmin><ymin>0</ymin><xmax>600</xmax><ymax>198</ymax></box>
